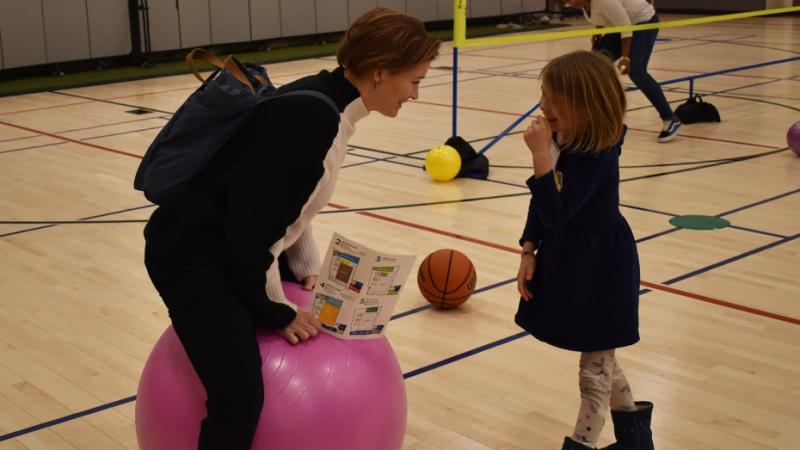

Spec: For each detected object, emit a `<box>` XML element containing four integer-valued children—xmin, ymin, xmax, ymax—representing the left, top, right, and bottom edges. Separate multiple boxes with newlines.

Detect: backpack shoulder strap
<box><xmin>269</xmin><ymin>89</ymin><xmax>340</xmax><ymax>117</ymax></box>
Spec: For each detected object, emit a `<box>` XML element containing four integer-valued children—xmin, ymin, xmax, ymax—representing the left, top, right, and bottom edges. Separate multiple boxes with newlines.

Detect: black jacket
<box><xmin>144</xmin><ymin>67</ymin><xmax>360</xmax><ymax>329</ymax></box>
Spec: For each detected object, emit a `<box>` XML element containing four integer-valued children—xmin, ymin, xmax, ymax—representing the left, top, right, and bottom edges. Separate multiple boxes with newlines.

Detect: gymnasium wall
<box><xmin>0</xmin><ymin>0</ymin><xmax>547</xmax><ymax>70</ymax></box>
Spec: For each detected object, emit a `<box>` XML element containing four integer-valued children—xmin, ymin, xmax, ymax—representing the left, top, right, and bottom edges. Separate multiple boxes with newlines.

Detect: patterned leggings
<box><xmin>572</xmin><ymin>350</ymin><xmax>637</xmax><ymax>448</ymax></box>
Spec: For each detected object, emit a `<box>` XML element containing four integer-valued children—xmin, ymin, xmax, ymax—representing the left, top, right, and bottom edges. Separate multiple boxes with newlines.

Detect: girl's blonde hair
<box><xmin>541</xmin><ymin>51</ymin><xmax>626</xmax><ymax>153</ymax></box>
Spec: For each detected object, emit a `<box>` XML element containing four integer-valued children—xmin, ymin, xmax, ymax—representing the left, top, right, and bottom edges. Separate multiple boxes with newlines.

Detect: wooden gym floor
<box><xmin>1</xmin><ymin>13</ymin><xmax>799</xmax><ymax>450</ymax></box>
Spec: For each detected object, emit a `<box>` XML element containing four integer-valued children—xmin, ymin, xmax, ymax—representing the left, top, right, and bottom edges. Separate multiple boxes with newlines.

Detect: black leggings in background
<box><xmin>593</xmin><ymin>15</ymin><xmax>674</xmax><ymax>120</ymax></box>
<box><xmin>144</xmin><ymin>261</ymin><xmax>264</xmax><ymax>450</ymax></box>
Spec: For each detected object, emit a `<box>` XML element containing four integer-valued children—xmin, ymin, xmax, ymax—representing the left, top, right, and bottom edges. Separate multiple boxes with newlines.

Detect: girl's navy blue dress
<box><xmin>516</xmin><ymin>131</ymin><xmax>640</xmax><ymax>352</ymax></box>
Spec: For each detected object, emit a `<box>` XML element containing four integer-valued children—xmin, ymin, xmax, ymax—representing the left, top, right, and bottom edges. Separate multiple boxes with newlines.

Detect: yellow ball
<box><xmin>424</xmin><ymin>144</ymin><xmax>461</xmax><ymax>181</ymax></box>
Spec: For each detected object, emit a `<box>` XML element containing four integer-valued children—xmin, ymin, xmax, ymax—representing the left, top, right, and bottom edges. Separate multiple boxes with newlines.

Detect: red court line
<box><xmin>329</xmin><ymin>202</ymin><xmax>799</xmax><ymax>326</ymax></box>
<box><xmin>640</xmin><ymin>280</ymin><xmax>800</xmax><ymax>325</ymax></box>
<box><xmin>0</xmin><ymin>119</ymin><xmax>143</xmax><ymax>159</ymax></box>
<box><xmin>4</xmin><ymin>107</ymin><xmax>795</xmax><ymax>326</ymax></box>
<box><xmin>327</xmin><ymin>202</ymin><xmax>520</xmax><ymax>253</ymax></box>
<box><xmin>0</xmin><ymin>100</ymin><xmax>93</xmax><ymax>116</ymax></box>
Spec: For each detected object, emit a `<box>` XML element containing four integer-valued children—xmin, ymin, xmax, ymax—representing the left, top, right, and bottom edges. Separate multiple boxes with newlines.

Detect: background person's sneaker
<box><xmin>658</xmin><ymin>117</ymin><xmax>682</xmax><ymax>142</ymax></box>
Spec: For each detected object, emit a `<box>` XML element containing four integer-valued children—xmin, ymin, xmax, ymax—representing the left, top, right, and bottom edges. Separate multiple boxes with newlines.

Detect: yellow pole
<box><xmin>453</xmin><ymin>0</ymin><xmax>467</xmax><ymax>48</ymax></box>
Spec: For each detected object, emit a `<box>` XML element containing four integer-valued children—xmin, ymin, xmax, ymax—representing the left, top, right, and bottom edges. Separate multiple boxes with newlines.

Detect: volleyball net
<box><xmin>449</xmin><ymin>0</ymin><xmax>800</xmax><ymax>155</ymax></box>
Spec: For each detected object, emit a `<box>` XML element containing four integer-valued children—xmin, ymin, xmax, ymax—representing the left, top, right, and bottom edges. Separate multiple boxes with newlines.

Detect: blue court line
<box><xmin>405</xmin><ymin>287</ymin><xmax>652</xmax><ymax>380</ymax></box>
<box><xmin>716</xmin><ymin>187</ymin><xmax>800</xmax><ymax>217</ymax></box>
<box><xmin>400</xmin><ymin>234</ymin><xmax>800</xmax><ymax>380</ymax></box>
<box><xmin>391</xmin><ymin>278</ymin><xmax>518</xmax><ymax>320</ymax></box>
<box><xmin>478</xmin><ymin>102</ymin><xmax>540</xmax><ymax>155</ymax></box>
<box><xmin>0</xmin><ymin>277</ymin><xmax>518</xmax><ymax>442</ymax></box>
<box><xmin>1</xmin><ymin>207</ymin><xmax>797</xmax><ymax>442</ymax></box>
<box><xmin>728</xmin><ymin>225</ymin><xmax>788</xmax><ymax>239</ymax></box>
<box><xmin>2</xmin><ymin>42</ymin><xmax>794</xmax><ymax>443</ymax></box>
<box><xmin>403</xmin><ymin>331</ymin><xmax>529</xmax><ymax>379</ymax></box>
<box><xmin>0</xmin><ymin>396</ymin><xmax>137</xmax><ymax>442</ymax></box>
<box><xmin>663</xmin><ymin>232</ymin><xmax>800</xmax><ymax>286</ymax></box>
<box><xmin>0</xmin><ymin>223</ymin><xmax>711</xmax><ymax>440</ymax></box>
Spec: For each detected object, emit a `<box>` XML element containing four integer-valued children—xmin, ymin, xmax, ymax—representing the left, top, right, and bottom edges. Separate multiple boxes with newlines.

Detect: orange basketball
<box><xmin>417</xmin><ymin>249</ymin><xmax>477</xmax><ymax>308</ymax></box>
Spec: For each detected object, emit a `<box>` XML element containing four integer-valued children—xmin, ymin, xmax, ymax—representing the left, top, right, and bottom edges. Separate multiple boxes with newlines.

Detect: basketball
<box><xmin>417</xmin><ymin>249</ymin><xmax>477</xmax><ymax>308</ymax></box>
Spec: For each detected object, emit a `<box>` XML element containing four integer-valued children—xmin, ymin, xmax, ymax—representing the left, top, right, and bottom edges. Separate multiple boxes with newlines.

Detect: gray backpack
<box><xmin>134</xmin><ymin>49</ymin><xmax>338</xmax><ymax>204</ymax></box>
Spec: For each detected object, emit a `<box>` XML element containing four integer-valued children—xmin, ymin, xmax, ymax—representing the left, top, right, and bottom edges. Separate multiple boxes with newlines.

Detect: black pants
<box><xmin>593</xmin><ymin>15</ymin><xmax>674</xmax><ymax>120</ymax></box>
<box><xmin>144</xmin><ymin>258</ymin><xmax>264</xmax><ymax>450</ymax></box>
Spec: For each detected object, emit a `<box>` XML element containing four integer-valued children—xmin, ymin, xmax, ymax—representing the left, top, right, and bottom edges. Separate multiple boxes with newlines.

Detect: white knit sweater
<box><xmin>265</xmin><ymin>98</ymin><xmax>370</xmax><ymax>308</ymax></box>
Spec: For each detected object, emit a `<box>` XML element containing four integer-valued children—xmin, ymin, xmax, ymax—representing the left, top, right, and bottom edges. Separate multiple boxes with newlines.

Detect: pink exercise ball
<box><xmin>136</xmin><ymin>282</ymin><xmax>407</xmax><ymax>450</ymax></box>
<box><xmin>788</xmin><ymin>121</ymin><xmax>800</xmax><ymax>157</ymax></box>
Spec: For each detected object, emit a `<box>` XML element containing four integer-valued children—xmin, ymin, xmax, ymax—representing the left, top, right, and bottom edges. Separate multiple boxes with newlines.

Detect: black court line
<box><xmin>0</xmin><ymin>224</ymin><xmax>58</xmax><ymax>237</ymax></box>
<box><xmin>0</xmin><ymin>141</ymin><xmax>67</xmax><ymax>155</ymax></box>
<box><xmin>0</xmin><ymin>134</ymin><xmax>39</xmax><ymax>144</ymax></box>
<box><xmin>51</xmin><ymin>90</ymin><xmax>174</xmax><ymax>115</ymax></box>
<box><xmin>56</xmin><ymin>115</ymin><xmax>171</xmax><ymax>134</ymax></box>
<box><xmin>0</xmin><ymin>205</ymin><xmax>154</xmax><ymax>238</ymax></box>
<box><xmin>0</xmin><ymin>117</ymin><xmax>172</xmax><ymax>154</ymax></box>
<box><xmin>81</xmin><ymin>125</ymin><xmax>164</xmax><ymax>141</ymax></box>
<box><xmin>619</xmin><ymin>203</ymin><xmax>676</xmax><ymax>217</ymax></box>
<box><xmin>634</xmin><ymin>227</ymin><xmax>681</xmax><ymax>244</ymax></box>
<box><xmin>5</xmin><ymin>155</ymin><xmax>792</xmax><ymax>239</ymax></box>
<box><xmin>81</xmin><ymin>204</ymin><xmax>154</xmax><ymax>220</ymax></box>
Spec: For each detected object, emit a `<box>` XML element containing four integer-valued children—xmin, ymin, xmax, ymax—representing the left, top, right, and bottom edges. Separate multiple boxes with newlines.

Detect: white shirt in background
<box><xmin>581</xmin><ymin>0</ymin><xmax>656</xmax><ymax>37</ymax></box>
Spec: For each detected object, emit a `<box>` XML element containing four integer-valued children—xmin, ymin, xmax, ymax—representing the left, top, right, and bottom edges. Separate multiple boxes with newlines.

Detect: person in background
<box><xmin>564</xmin><ymin>0</ymin><xmax>681</xmax><ymax>142</ymax></box>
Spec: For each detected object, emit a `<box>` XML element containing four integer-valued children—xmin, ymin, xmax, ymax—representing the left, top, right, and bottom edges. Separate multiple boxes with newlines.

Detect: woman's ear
<box><xmin>371</xmin><ymin>69</ymin><xmax>386</xmax><ymax>90</ymax></box>
<box><xmin>374</xmin><ymin>69</ymin><xmax>386</xmax><ymax>84</ymax></box>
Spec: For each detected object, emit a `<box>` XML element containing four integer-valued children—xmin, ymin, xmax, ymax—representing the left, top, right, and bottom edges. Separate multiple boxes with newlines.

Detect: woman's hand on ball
<box><xmin>279</xmin><ymin>310</ymin><xmax>321</xmax><ymax>345</ymax></box>
<box><xmin>302</xmin><ymin>275</ymin><xmax>318</xmax><ymax>291</ymax></box>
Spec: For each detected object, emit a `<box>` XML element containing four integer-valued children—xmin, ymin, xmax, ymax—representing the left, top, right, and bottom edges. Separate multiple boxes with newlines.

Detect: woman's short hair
<box><xmin>337</xmin><ymin>8</ymin><xmax>441</xmax><ymax>78</ymax></box>
<box><xmin>541</xmin><ymin>51</ymin><xmax>627</xmax><ymax>153</ymax></box>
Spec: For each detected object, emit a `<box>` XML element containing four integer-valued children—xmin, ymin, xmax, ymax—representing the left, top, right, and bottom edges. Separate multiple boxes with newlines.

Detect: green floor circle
<box><xmin>669</xmin><ymin>215</ymin><xmax>730</xmax><ymax>230</ymax></box>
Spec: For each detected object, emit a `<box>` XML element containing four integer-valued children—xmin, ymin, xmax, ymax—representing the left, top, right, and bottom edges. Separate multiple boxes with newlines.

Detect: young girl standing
<box><xmin>515</xmin><ymin>51</ymin><xmax>654</xmax><ymax>450</ymax></box>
